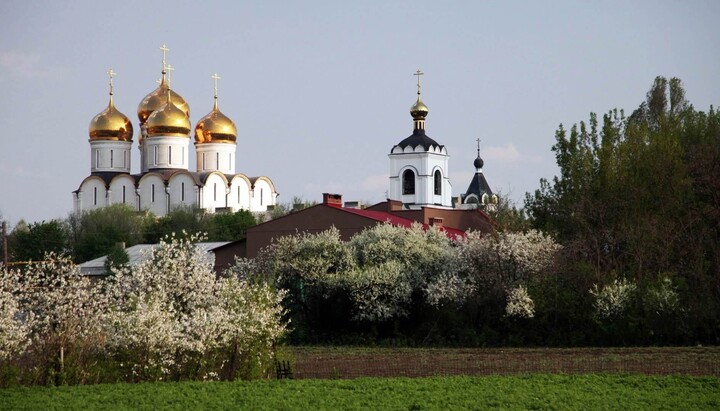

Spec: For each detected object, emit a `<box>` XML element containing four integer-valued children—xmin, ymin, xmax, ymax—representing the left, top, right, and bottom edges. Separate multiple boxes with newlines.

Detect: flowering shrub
<box><xmin>263</xmin><ymin>225</ymin><xmax>561</xmax><ymax>326</ymax></box>
<box><xmin>457</xmin><ymin>229</ymin><xmax>560</xmax><ymax>289</ymax></box>
<box><xmin>107</xmin><ymin>233</ymin><xmax>286</xmax><ymax>381</ymax></box>
<box><xmin>270</xmin><ymin>227</ymin><xmax>356</xmax><ymax>283</ymax></box>
<box><xmin>644</xmin><ymin>276</ymin><xmax>680</xmax><ymax>315</ymax></box>
<box><xmin>0</xmin><ymin>254</ymin><xmax>108</xmax><ymax>384</ymax></box>
<box><xmin>590</xmin><ymin>278</ymin><xmax>637</xmax><ymax>319</ymax></box>
<box><xmin>0</xmin><ymin>287</ymin><xmax>30</xmax><ymax>360</ymax></box>
<box><xmin>334</xmin><ymin>261</ymin><xmax>412</xmax><ymax>322</ymax></box>
<box><xmin>505</xmin><ymin>285</ymin><xmax>535</xmax><ymax>319</ymax></box>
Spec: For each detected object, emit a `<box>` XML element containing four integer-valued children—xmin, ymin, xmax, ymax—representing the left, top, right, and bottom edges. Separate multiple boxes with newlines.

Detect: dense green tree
<box><xmin>8</xmin><ymin>220</ymin><xmax>68</xmax><ymax>262</ymax></box>
<box><xmin>524</xmin><ymin>76</ymin><xmax>720</xmax><ymax>342</ymax></box>
<box><xmin>206</xmin><ymin>210</ymin><xmax>257</xmax><ymax>241</ymax></box>
<box><xmin>144</xmin><ymin>207</ymin><xmax>258</xmax><ymax>243</ymax></box>
<box><xmin>104</xmin><ymin>242</ymin><xmax>130</xmax><ymax>276</ymax></box>
<box><xmin>68</xmin><ymin>204</ymin><xmax>150</xmax><ymax>263</ymax></box>
<box><xmin>143</xmin><ymin>207</ymin><xmax>207</xmax><ymax>243</ymax></box>
<box><xmin>486</xmin><ymin>191</ymin><xmax>529</xmax><ymax>233</ymax></box>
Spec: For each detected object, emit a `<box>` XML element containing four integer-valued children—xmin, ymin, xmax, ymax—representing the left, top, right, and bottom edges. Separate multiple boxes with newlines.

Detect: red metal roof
<box><xmin>339</xmin><ymin>207</ymin><xmax>466</xmax><ymax>239</ymax></box>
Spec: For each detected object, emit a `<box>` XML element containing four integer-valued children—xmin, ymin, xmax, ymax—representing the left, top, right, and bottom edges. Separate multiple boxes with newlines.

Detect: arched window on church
<box><xmin>402</xmin><ymin>169</ymin><xmax>415</xmax><ymax>195</ymax></box>
<box><xmin>434</xmin><ymin>170</ymin><xmax>441</xmax><ymax>195</ymax></box>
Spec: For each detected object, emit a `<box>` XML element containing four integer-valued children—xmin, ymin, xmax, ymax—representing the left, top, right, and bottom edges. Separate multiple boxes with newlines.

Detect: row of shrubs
<box><xmin>243</xmin><ymin>224</ymin><xmax>711</xmax><ymax>347</ymax></box>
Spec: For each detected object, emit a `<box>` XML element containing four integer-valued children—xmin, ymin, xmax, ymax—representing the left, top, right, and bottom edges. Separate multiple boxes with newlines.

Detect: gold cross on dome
<box><xmin>107</xmin><ymin>68</ymin><xmax>116</xmax><ymax>95</ymax></box>
<box><xmin>166</xmin><ymin>64</ymin><xmax>175</xmax><ymax>84</ymax></box>
<box><xmin>414</xmin><ymin>69</ymin><xmax>424</xmax><ymax>96</ymax></box>
<box><xmin>212</xmin><ymin>73</ymin><xmax>221</xmax><ymax>98</ymax></box>
<box><xmin>159</xmin><ymin>44</ymin><xmax>169</xmax><ymax>69</ymax></box>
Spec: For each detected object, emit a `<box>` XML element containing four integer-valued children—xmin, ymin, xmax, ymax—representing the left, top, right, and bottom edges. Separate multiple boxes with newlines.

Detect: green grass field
<box><xmin>1</xmin><ymin>374</ymin><xmax>718</xmax><ymax>410</ymax></box>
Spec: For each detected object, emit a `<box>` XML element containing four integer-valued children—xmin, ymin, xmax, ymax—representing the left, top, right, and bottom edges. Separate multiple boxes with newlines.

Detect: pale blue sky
<box><xmin>1</xmin><ymin>0</ymin><xmax>718</xmax><ymax>225</ymax></box>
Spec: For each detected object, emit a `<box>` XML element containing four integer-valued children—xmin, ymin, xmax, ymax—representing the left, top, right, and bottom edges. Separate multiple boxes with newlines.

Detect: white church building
<box><xmin>74</xmin><ymin>46</ymin><xmax>277</xmax><ymax>217</ymax></box>
<box><xmin>388</xmin><ymin>70</ymin><xmax>496</xmax><ymax>211</ymax></box>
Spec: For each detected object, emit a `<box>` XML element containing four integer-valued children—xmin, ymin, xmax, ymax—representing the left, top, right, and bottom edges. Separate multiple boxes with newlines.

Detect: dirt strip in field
<box><xmin>287</xmin><ymin>346</ymin><xmax>720</xmax><ymax>379</ymax></box>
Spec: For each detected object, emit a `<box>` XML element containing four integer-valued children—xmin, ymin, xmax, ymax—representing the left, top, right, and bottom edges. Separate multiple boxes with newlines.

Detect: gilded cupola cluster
<box><xmin>195</xmin><ymin>73</ymin><xmax>237</xmax><ymax>144</ymax></box>
<box><xmin>88</xmin><ymin>69</ymin><xmax>133</xmax><ymax>141</ymax></box>
<box><xmin>137</xmin><ymin>80</ymin><xmax>190</xmax><ymax>125</ymax></box>
<box><xmin>138</xmin><ymin>45</ymin><xmax>192</xmax><ymax>138</ymax></box>
<box><xmin>146</xmin><ymin>91</ymin><xmax>192</xmax><ymax>137</ymax></box>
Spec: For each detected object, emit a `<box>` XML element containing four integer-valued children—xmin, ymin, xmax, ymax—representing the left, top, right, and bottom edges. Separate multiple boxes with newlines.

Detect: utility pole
<box><xmin>2</xmin><ymin>221</ymin><xmax>7</xmax><ymax>267</ymax></box>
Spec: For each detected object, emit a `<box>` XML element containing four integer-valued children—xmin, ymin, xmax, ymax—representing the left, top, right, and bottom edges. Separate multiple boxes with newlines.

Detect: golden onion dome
<box><xmin>146</xmin><ymin>90</ymin><xmax>191</xmax><ymax>137</ymax></box>
<box><xmin>410</xmin><ymin>97</ymin><xmax>429</xmax><ymax>119</ymax></box>
<box><xmin>195</xmin><ymin>99</ymin><xmax>237</xmax><ymax>143</ymax></box>
<box><xmin>89</xmin><ymin>96</ymin><xmax>133</xmax><ymax>141</ymax></box>
<box><xmin>137</xmin><ymin>78</ymin><xmax>190</xmax><ymax>124</ymax></box>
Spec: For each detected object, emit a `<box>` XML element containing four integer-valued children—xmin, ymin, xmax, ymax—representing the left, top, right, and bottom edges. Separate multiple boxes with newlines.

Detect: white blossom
<box><xmin>505</xmin><ymin>285</ymin><xmax>535</xmax><ymax>318</ymax></box>
<box><xmin>590</xmin><ymin>278</ymin><xmax>637</xmax><ymax>319</ymax></box>
<box><xmin>0</xmin><ymin>287</ymin><xmax>31</xmax><ymax>360</ymax></box>
<box><xmin>336</xmin><ymin>261</ymin><xmax>413</xmax><ymax>322</ymax></box>
<box><xmin>107</xmin><ymin>233</ymin><xmax>287</xmax><ymax>380</ymax></box>
<box><xmin>645</xmin><ymin>276</ymin><xmax>680</xmax><ymax>315</ymax></box>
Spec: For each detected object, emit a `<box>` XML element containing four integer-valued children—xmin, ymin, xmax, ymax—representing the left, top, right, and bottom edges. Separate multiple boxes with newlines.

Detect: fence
<box><xmin>285</xmin><ymin>346</ymin><xmax>720</xmax><ymax>379</ymax></box>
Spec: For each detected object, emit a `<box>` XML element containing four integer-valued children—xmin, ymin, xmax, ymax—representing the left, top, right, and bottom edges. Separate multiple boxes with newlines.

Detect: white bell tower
<box><xmin>388</xmin><ymin>70</ymin><xmax>452</xmax><ymax>209</ymax></box>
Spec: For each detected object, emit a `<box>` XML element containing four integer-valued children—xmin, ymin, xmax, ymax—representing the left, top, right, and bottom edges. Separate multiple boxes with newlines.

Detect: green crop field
<box><xmin>1</xmin><ymin>374</ymin><xmax>718</xmax><ymax>410</ymax></box>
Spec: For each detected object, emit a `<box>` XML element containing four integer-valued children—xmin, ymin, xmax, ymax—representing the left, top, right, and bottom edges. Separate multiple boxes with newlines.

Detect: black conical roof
<box><xmin>464</xmin><ymin>171</ymin><xmax>492</xmax><ymax>199</ymax></box>
<box><xmin>393</xmin><ymin>128</ymin><xmax>444</xmax><ymax>151</ymax></box>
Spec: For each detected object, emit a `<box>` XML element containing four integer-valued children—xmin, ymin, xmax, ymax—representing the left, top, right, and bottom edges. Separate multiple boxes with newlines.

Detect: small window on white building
<box><xmin>168</xmin><ymin>146</ymin><xmax>172</xmax><ymax>164</ymax></box>
<box><xmin>110</xmin><ymin>150</ymin><xmax>114</xmax><ymax>168</ymax></box>
<box><xmin>260</xmin><ymin>188</ymin><xmax>264</xmax><ymax>206</ymax></box>
<box><xmin>93</xmin><ymin>186</ymin><xmax>97</xmax><ymax>205</ymax></box>
<box><xmin>154</xmin><ymin>146</ymin><xmax>158</xmax><ymax>165</ymax></box>
<box><xmin>434</xmin><ymin>170</ymin><xmax>442</xmax><ymax>195</ymax></box>
<box><xmin>402</xmin><ymin>169</ymin><xmax>415</xmax><ymax>195</ymax></box>
<box><xmin>95</xmin><ymin>150</ymin><xmax>99</xmax><ymax>168</ymax></box>
<box><xmin>181</xmin><ymin>182</ymin><xmax>185</xmax><ymax>202</ymax></box>
<box><xmin>122</xmin><ymin>186</ymin><xmax>126</xmax><ymax>203</ymax></box>
<box><xmin>152</xmin><ymin>183</ymin><xmax>155</xmax><ymax>202</ymax></box>
<box><xmin>214</xmin><ymin>183</ymin><xmax>217</xmax><ymax>201</ymax></box>
<box><xmin>216</xmin><ymin>152</ymin><xmax>220</xmax><ymax>169</ymax></box>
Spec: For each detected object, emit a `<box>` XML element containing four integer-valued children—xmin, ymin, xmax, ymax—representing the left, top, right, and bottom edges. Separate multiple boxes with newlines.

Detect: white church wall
<box><xmin>78</xmin><ymin>177</ymin><xmax>107</xmax><ymax>212</ymax></box>
<box><xmin>144</xmin><ymin>136</ymin><xmax>190</xmax><ymax>170</ymax></box>
<box><xmin>201</xmin><ymin>172</ymin><xmax>229</xmax><ymax>213</ymax></box>
<box><xmin>108</xmin><ymin>175</ymin><xmax>137</xmax><ymax>209</ymax></box>
<box><xmin>167</xmin><ymin>172</ymin><xmax>198</xmax><ymax>210</ymax></box>
<box><xmin>250</xmin><ymin>178</ymin><xmax>275</xmax><ymax>212</ymax></box>
<box><xmin>228</xmin><ymin>175</ymin><xmax>252</xmax><ymax>211</ymax></box>
<box><xmin>389</xmin><ymin>151</ymin><xmax>451</xmax><ymax>207</ymax></box>
<box><xmin>137</xmin><ymin>173</ymin><xmax>167</xmax><ymax>216</ymax></box>
<box><xmin>195</xmin><ymin>143</ymin><xmax>236</xmax><ymax>174</ymax></box>
<box><xmin>90</xmin><ymin>140</ymin><xmax>132</xmax><ymax>173</ymax></box>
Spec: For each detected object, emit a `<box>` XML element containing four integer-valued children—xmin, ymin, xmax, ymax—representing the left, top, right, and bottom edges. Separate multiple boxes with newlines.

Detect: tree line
<box><xmin>3</xmin><ymin>205</ymin><xmax>258</xmax><ymax>265</ymax></box>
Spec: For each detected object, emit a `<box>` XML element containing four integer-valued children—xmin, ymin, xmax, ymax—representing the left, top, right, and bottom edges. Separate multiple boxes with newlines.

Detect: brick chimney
<box><xmin>322</xmin><ymin>193</ymin><xmax>343</xmax><ymax>208</ymax></box>
<box><xmin>429</xmin><ymin>217</ymin><xmax>444</xmax><ymax>228</ymax></box>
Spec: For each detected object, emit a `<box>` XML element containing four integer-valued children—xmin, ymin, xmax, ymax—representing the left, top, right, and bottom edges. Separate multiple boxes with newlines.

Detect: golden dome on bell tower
<box><xmin>409</xmin><ymin>69</ymin><xmax>429</xmax><ymax>120</ymax></box>
<box><xmin>89</xmin><ymin>69</ymin><xmax>133</xmax><ymax>141</ymax></box>
<box><xmin>195</xmin><ymin>73</ymin><xmax>237</xmax><ymax>144</ymax></box>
